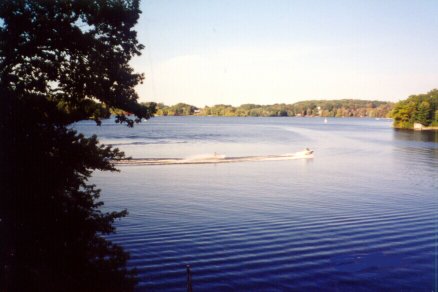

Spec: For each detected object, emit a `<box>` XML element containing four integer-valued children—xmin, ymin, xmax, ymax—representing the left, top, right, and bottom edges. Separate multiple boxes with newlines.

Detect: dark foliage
<box><xmin>0</xmin><ymin>0</ymin><xmax>155</xmax><ymax>291</ymax></box>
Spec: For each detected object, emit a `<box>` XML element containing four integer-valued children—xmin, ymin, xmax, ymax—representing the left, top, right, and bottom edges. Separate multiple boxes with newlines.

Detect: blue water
<box><xmin>74</xmin><ymin>117</ymin><xmax>438</xmax><ymax>291</ymax></box>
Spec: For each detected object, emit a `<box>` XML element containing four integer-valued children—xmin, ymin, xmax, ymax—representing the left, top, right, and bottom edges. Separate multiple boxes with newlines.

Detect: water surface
<box><xmin>75</xmin><ymin>117</ymin><xmax>438</xmax><ymax>291</ymax></box>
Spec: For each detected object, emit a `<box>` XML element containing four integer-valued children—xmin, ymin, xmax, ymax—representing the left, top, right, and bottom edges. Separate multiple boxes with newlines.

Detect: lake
<box><xmin>74</xmin><ymin>116</ymin><xmax>438</xmax><ymax>291</ymax></box>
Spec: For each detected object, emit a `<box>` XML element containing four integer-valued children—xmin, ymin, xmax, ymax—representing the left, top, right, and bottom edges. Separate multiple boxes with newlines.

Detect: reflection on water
<box><xmin>393</xmin><ymin>129</ymin><xmax>438</xmax><ymax>171</ymax></box>
<box><xmin>82</xmin><ymin>117</ymin><xmax>438</xmax><ymax>291</ymax></box>
<box><xmin>393</xmin><ymin>128</ymin><xmax>438</xmax><ymax>143</ymax></box>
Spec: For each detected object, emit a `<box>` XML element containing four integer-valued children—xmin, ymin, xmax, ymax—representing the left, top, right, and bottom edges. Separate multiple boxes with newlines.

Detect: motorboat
<box><xmin>304</xmin><ymin>148</ymin><xmax>314</xmax><ymax>155</ymax></box>
<box><xmin>292</xmin><ymin>148</ymin><xmax>314</xmax><ymax>157</ymax></box>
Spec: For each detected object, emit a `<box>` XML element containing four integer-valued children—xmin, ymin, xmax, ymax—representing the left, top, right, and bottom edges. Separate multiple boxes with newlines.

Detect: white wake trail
<box><xmin>114</xmin><ymin>151</ymin><xmax>313</xmax><ymax>166</ymax></box>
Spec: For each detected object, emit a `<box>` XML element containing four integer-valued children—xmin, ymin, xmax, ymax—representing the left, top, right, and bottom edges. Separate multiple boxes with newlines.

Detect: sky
<box><xmin>132</xmin><ymin>0</ymin><xmax>438</xmax><ymax>106</ymax></box>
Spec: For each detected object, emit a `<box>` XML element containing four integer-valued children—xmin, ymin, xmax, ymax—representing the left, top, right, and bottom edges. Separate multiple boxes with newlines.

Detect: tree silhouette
<box><xmin>0</xmin><ymin>1</ymin><xmax>155</xmax><ymax>290</ymax></box>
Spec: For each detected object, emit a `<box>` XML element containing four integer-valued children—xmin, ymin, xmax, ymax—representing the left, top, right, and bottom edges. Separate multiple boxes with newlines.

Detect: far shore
<box><xmin>393</xmin><ymin>125</ymin><xmax>438</xmax><ymax>131</ymax></box>
<box><xmin>153</xmin><ymin>115</ymin><xmax>392</xmax><ymax>119</ymax></box>
<box><xmin>414</xmin><ymin>126</ymin><xmax>438</xmax><ymax>131</ymax></box>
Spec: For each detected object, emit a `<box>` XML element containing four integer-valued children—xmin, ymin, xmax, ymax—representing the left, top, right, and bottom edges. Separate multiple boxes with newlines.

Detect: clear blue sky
<box><xmin>132</xmin><ymin>0</ymin><xmax>438</xmax><ymax>106</ymax></box>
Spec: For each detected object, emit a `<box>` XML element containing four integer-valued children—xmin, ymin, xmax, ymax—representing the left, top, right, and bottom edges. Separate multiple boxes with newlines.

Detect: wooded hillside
<box><xmin>153</xmin><ymin>100</ymin><xmax>393</xmax><ymax>118</ymax></box>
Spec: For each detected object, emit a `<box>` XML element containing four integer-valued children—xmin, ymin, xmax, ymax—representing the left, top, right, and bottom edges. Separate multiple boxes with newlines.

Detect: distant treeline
<box><xmin>390</xmin><ymin>89</ymin><xmax>438</xmax><ymax>129</ymax></box>
<box><xmin>151</xmin><ymin>100</ymin><xmax>394</xmax><ymax>118</ymax></box>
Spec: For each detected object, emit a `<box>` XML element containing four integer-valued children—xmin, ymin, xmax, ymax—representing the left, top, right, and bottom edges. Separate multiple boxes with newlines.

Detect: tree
<box><xmin>0</xmin><ymin>0</ymin><xmax>155</xmax><ymax>290</ymax></box>
<box><xmin>415</xmin><ymin>100</ymin><xmax>431</xmax><ymax>125</ymax></box>
<box><xmin>390</xmin><ymin>90</ymin><xmax>438</xmax><ymax>128</ymax></box>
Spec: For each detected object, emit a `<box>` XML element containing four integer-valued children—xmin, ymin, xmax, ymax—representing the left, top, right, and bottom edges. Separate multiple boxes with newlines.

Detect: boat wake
<box><xmin>114</xmin><ymin>150</ymin><xmax>313</xmax><ymax>166</ymax></box>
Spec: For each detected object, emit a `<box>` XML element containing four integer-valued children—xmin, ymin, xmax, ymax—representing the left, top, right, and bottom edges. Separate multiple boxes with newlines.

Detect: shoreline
<box><xmin>153</xmin><ymin>115</ymin><xmax>392</xmax><ymax>119</ymax></box>
<box><xmin>414</xmin><ymin>127</ymin><xmax>438</xmax><ymax>131</ymax></box>
<box><xmin>393</xmin><ymin>126</ymin><xmax>438</xmax><ymax>131</ymax></box>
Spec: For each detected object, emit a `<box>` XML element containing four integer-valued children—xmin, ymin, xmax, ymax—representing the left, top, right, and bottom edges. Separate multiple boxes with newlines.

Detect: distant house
<box><xmin>413</xmin><ymin>123</ymin><xmax>424</xmax><ymax>130</ymax></box>
<box><xmin>317</xmin><ymin>106</ymin><xmax>322</xmax><ymax>116</ymax></box>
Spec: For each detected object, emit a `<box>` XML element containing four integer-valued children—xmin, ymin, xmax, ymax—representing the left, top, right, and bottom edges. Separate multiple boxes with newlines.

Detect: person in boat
<box><xmin>304</xmin><ymin>148</ymin><xmax>314</xmax><ymax>155</ymax></box>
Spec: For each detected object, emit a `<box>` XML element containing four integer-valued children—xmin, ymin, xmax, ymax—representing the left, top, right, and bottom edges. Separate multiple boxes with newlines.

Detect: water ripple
<box><xmin>88</xmin><ymin>117</ymin><xmax>438</xmax><ymax>291</ymax></box>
